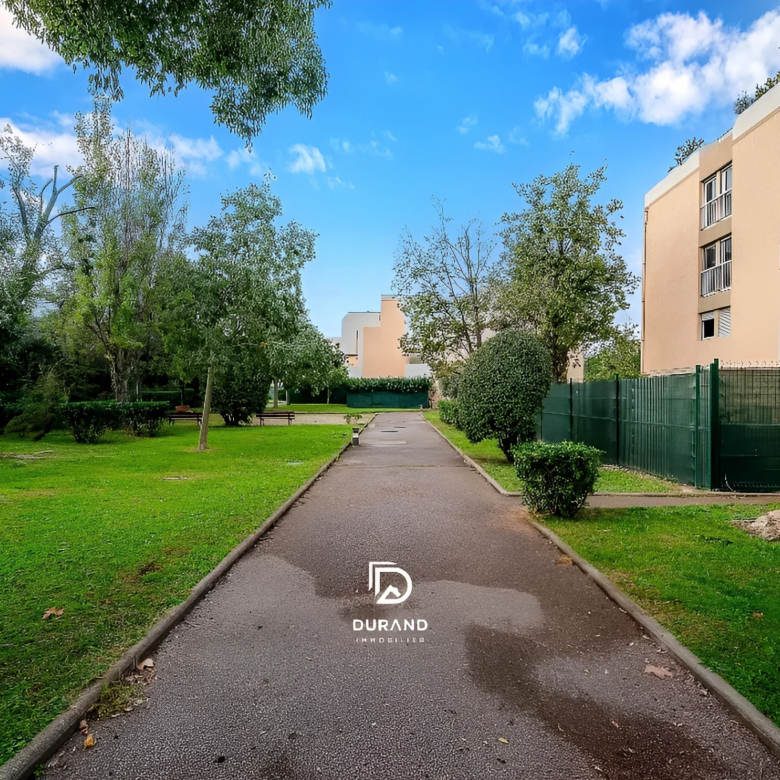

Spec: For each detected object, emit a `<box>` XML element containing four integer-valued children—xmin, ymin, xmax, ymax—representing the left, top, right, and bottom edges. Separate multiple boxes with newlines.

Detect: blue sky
<box><xmin>2</xmin><ymin>0</ymin><xmax>780</xmax><ymax>336</ymax></box>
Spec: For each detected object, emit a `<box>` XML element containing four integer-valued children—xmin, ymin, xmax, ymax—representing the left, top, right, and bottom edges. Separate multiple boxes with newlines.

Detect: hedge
<box><xmin>438</xmin><ymin>399</ymin><xmax>460</xmax><ymax>428</ymax></box>
<box><xmin>59</xmin><ymin>401</ymin><xmax>170</xmax><ymax>443</ymax></box>
<box><xmin>344</xmin><ymin>376</ymin><xmax>431</xmax><ymax>394</ymax></box>
<box><xmin>512</xmin><ymin>441</ymin><xmax>602</xmax><ymax>518</ymax></box>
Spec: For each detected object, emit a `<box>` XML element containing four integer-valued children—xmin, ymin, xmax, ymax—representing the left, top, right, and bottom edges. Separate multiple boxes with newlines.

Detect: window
<box><xmin>704</xmin><ymin>176</ymin><xmax>718</xmax><ymax>204</ymax></box>
<box><xmin>701</xmin><ymin>164</ymin><xmax>733</xmax><ymax>228</ymax></box>
<box><xmin>701</xmin><ymin>311</ymin><xmax>715</xmax><ymax>340</ymax></box>
<box><xmin>701</xmin><ymin>236</ymin><xmax>732</xmax><ymax>296</ymax></box>
<box><xmin>718</xmin><ymin>307</ymin><xmax>731</xmax><ymax>338</ymax></box>
<box><xmin>721</xmin><ymin>165</ymin><xmax>732</xmax><ymax>193</ymax></box>
<box><xmin>720</xmin><ymin>236</ymin><xmax>731</xmax><ymax>265</ymax></box>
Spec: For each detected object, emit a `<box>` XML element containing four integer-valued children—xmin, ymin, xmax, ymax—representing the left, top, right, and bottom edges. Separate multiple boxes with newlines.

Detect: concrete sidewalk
<box><xmin>45</xmin><ymin>413</ymin><xmax>780</xmax><ymax>779</ymax></box>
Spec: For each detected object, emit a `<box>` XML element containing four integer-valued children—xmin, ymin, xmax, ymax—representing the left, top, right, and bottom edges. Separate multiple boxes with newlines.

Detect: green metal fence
<box><xmin>537</xmin><ymin>362</ymin><xmax>780</xmax><ymax>491</ymax></box>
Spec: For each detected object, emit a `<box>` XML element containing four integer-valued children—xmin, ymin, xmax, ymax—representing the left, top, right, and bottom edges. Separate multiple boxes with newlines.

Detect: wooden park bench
<box><xmin>167</xmin><ymin>410</ymin><xmax>203</xmax><ymax>425</ymax></box>
<box><xmin>256</xmin><ymin>410</ymin><xmax>296</xmax><ymax>426</ymax></box>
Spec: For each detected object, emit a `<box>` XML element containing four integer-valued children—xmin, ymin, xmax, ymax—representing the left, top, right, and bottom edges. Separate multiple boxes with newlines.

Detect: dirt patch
<box><xmin>732</xmin><ymin>510</ymin><xmax>780</xmax><ymax>541</ymax></box>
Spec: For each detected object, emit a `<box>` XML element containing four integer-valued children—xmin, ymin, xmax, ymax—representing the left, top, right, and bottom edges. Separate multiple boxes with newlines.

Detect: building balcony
<box><xmin>701</xmin><ymin>260</ymin><xmax>732</xmax><ymax>297</ymax></box>
<box><xmin>700</xmin><ymin>191</ymin><xmax>732</xmax><ymax>229</ymax></box>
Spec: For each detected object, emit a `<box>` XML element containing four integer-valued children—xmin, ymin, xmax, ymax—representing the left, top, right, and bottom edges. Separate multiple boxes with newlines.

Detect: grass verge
<box><xmin>543</xmin><ymin>504</ymin><xmax>780</xmax><ymax>726</ymax></box>
<box><xmin>423</xmin><ymin>411</ymin><xmax>679</xmax><ymax>494</ymax></box>
<box><xmin>0</xmin><ymin>423</ymin><xmax>349</xmax><ymax>764</ymax></box>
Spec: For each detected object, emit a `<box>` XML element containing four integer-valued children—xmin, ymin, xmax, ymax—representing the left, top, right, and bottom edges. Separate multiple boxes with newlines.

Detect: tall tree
<box><xmin>584</xmin><ymin>324</ymin><xmax>642</xmax><ymax>381</ymax></box>
<box><xmin>392</xmin><ymin>200</ymin><xmax>497</xmax><ymax>377</ymax></box>
<box><xmin>161</xmin><ymin>181</ymin><xmax>315</xmax><ymax>449</ymax></box>
<box><xmin>0</xmin><ymin>125</ymin><xmax>84</xmax><ymax>390</ymax></box>
<box><xmin>266</xmin><ymin>322</ymin><xmax>346</xmax><ymax>407</ymax></box>
<box><xmin>59</xmin><ymin>104</ymin><xmax>189</xmax><ymax>402</ymax></box>
<box><xmin>4</xmin><ymin>0</ymin><xmax>330</xmax><ymax>141</ymax></box>
<box><xmin>497</xmin><ymin>164</ymin><xmax>638</xmax><ymax>383</ymax></box>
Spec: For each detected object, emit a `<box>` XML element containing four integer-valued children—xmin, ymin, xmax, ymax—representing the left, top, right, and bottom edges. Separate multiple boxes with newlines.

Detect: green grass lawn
<box><xmin>544</xmin><ymin>504</ymin><xmax>780</xmax><ymax>726</ymax></box>
<box><xmin>424</xmin><ymin>411</ymin><xmax>678</xmax><ymax>494</ymax></box>
<box><xmin>270</xmin><ymin>403</ymin><xmax>426</xmax><ymax>415</ymax></box>
<box><xmin>0</xmin><ymin>423</ymin><xmax>349</xmax><ymax>764</ymax></box>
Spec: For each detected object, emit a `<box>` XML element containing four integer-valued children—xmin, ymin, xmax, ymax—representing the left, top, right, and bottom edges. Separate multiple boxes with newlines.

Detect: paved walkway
<box><xmin>46</xmin><ymin>413</ymin><xmax>780</xmax><ymax>779</ymax></box>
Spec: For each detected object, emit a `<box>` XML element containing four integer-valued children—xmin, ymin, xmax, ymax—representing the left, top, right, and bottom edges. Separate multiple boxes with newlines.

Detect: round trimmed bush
<box><xmin>457</xmin><ymin>330</ymin><xmax>552</xmax><ymax>460</ymax></box>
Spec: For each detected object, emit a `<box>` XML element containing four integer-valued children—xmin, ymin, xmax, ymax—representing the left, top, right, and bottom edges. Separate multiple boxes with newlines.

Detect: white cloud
<box><xmin>384</xmin><ymin>130</ymin><xmax>397</xmax><ymax>142</ymax></box>
<box><xmin>524</xmin><ymin>41</ymin><xmax>549</xmax><ymax>58</ymax></box>
<box><xmin>0</xmin><ymin>7</ymin><xmax>61</xmax><ymax>74</ymax></box>
<box><xmin>474</xmin><ymin>135</ymin><xmax>506</xmax><ymax>153</ymax></box>
<box><xmin>132</xmin><ymin>120</ymin><xmax>223</xmax><ymax>177</ymax></box>
<box><xmin>226</xmin><ymin>147</ymin><xmax>269</xmax><ymax>177</ymax></box>
<box><xmin>360</xmin><ymin>140</ymin><xmax>392</xmax><ymax>160</ymax></box>
<box><xmin>327</xmin><ymin>176</ymin><xmax>355</xmax><ymax>190</ymax></box>
<box><xmin>457</xmin><ymin>115</ymin><xmax>478</xmax><ymax>134</ymax></box>
<box><xmin>509</xmin><ymin>126</ymin><xmax>529</xmax><ymax>146</ymax></box>
<box><xmin>557</xmin><ymin>26</ymin><xmax>585</xmax><ymax>58</ymax></box>
<box><xmin>536</xmin><ymin>9</ymin><xmax>780</xmax><ymax>134</ymax></box>
<box><xmin>0</xmin><ymin>116</ymin><xmax>81</xmax><ymax>175</ymax></box>
<box><xmin>356</xmin><ymin>22</ymin><xmax>403</xmax><ymax>40</ymax></box>
<box><xmin>444</xmin><ymin>25</ymin><xmax>494</xmax><ymax>52</ymax></box>
<box><xmin>384</xmin><ymin>71</ymin><xmax>398</xmax><ymax>86</ymax></box>
<box><xmin>330</xmin><ymin>138</ymin><xmax>354</xmax><ymax>153</ymax></box>
<box><xmin>288</xmin><ymin>144</ymin><xmax>327</xmax><ymax>174</ymax></box>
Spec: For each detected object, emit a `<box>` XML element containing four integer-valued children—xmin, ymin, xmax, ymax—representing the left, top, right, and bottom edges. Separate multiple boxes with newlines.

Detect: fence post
<box><xmin>694</xmin><ymin>365</ymin><xmax>701</xmax><ymax>488</ymax></box>
<box><xmin>615</xmin><ymin>374</ymin><xmax>621</xmax><ymax>466</ymax></box>
<box><xmin>709</xmin><ymin>359</ymin><xmax>721</xmax><ymax>490</ymax></box>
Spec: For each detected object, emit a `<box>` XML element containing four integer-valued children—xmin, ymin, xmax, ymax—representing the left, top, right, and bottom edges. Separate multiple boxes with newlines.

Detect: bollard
<box><xmin>352</xmin><ymin>426</ymin><xmax>360</xmax><ymax>446</ymax></box>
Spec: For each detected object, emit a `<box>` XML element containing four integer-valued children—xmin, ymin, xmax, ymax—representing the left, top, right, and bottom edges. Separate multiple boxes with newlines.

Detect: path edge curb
<box><xmin>0</xmin><ymin>435</ymin><xmax>355</xmax><ymax>780</ymax></box>
<box><xmin>531</xmin><ymin>519</ymin><xmax>780</xmax><ymax>760</ymax></box>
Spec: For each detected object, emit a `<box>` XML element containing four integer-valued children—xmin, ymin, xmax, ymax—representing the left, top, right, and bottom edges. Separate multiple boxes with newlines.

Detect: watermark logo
<box><xmin>368</xmin><ymin>561</ymin><xmax>413</xmax><ymax>605</ymax></box>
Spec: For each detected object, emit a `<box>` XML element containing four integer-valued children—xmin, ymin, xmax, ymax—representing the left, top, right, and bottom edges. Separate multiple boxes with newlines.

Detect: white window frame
<box><xmin>701</xmin><ymin>311</ymin><xmax>715</xmax><ymax>340</ymax></box>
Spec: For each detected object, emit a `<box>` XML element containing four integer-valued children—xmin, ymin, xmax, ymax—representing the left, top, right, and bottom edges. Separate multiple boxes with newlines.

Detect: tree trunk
<box><xmin>326</xmin><ymin>387</ymin><xmax>330</xmax><ymax>405</ymax></box>
<box><xmin>197</xmin><ymin>363</ymin><xmax>214</xmax><ymax>452</ymax></box>
<box><xmin>272</xmin><ymin>380</ymin><xmax>279</xmax><ymax>409</ymax></box>
<box><xmin>109</xmin><ymin>353</ymin><xmax>131</xmax><ymax>403</ymax></box>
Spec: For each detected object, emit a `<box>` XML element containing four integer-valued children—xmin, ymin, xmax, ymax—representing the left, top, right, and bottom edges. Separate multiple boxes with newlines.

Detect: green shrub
<box><xmin>344</xmin><ymin>376</ymin><xmax>431</xmax><ymax>394</ymax></box>
<box><xmin>0</xmin><ymin>401</ymin><xmax>26</xmax><ymax>432</ymax></box>
<box><xmin>457</xmin><ymin>331</ymin><xmax>552</xmax><ymax>460</ymax></box>
<box><xmin>59</xmin><ymin>402</ymin><xmax>123</xmax><ymax>444</ymax></box>
<box><xmin>119</xmin><ymin>402</ymin><xmax>170</xmax><ymax>436</ymax></box>
<box><xmin>211</xmin><ymin>359</ymin><xmax>271</xmax><ymax>427</ymax></box>
<box><xmin>3</xmin><ymin>405</ymin><xmax>55</xmax><ymax>441</ymax></box>
<box><xmin>438</xmin><ymin>399</ymin><xmax>460</xmax><ymax>428</ymax></box>
<box><xmin>513</xmin><ymin>441</ymin><xmax>602</xmax><ymax>518</ymax></box>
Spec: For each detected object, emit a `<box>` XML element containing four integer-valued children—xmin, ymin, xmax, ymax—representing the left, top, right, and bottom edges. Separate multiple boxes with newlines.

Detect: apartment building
<box><xmin>330</xmin><ymin>295</ymin><xmax>431</xmax><ymax>379</ymax></box>
<box><xmin>642</xmin><ymin>83</ymin><xmax>780</xmax><ymax>373</ymax></box>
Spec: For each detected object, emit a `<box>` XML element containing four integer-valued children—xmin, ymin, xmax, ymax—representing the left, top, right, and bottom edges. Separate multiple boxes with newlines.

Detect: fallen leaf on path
<box><xmin>556</xmin><ymin>555</ymin><xmax>573</xmax><ymax>566</ymax></box>
<box><xmin>42</xmin><ymin>607</ymin><xmax>64</xmax><ymax>620</ymax></box>
<box><xmin>83</xmin><ymin>734</ymin><xmax>95</xmax><ymax>749</ymax></box>
<box><xmin>136</xmin><ymin>658</ymin><xmax>154</xmax><ymax>671</ymax></box>
<box><xmin>78</xmin><ymin>719</ymin><xmax>89</xmax><ymax>735</ymax></box>
<box><xmin>645</xmin><ymin>664</ymin><xmax>673</xmax><ymax>680</ymax></box>
<box><xmin>498</xmin><ymin>738</ymin><xmax>508</xmax><ymax>744</ymax></box>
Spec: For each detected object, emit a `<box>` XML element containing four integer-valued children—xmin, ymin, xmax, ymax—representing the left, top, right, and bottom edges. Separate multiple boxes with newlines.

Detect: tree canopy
<box><xmin>496</xmin><ymin>164</ymin><xmax>638</xmax><ymax>383</ymax></box>
<box><xmin>392</xmin><ymin>200</ymin><xmax>497</xmax><ymax>377</ymax></box>
<box><xmin>3</xmin><ymin>0</ymin><xmax>330</xmax><ymax>140</ymax></box>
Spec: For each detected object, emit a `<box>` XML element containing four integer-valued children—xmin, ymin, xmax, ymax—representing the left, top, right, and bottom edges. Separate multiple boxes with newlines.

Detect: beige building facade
<box><xmin>330</xmin><ymin>295</ymin><xmax>431</xmax><ymax>379</ymax></box>
<box><xmin>642</xmin><ymin>84</ymin><xmax>780</xmax><ymax>374</ymax></box>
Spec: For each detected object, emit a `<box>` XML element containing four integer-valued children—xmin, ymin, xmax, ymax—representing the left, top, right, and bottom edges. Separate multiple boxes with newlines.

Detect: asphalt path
<box><xmin>45</xmin><ymin>412</ymin><xmax>780</xmax><ymax>779</ymax></box>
